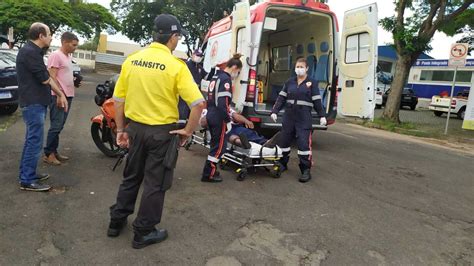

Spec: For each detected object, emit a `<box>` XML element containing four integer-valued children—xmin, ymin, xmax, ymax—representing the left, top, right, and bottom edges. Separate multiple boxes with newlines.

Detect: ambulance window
<box><xmin>236</xmin><ymin>28</ymin><xmax>245</xmax><ymax>54</ymax></box>
<box><xmin>272</xmin><ymin>45</ymin><xmax>291</xmax><ymax>71</ymax></box>
<box><xmin>359</xmin><ymin>33</ymin><xmax>370</xmax><ymax>61</ymax></box>
<box><xmin>345</xmin><ymin>32</ymin><xmax>369</xmax><ymax>64</ymax></box>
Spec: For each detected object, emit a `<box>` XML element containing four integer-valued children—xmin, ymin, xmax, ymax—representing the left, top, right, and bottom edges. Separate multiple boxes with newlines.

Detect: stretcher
<box><xmin>184</xmin><ymin>129</ymin><xmax>284</xmax><ymax>181</ymax></box>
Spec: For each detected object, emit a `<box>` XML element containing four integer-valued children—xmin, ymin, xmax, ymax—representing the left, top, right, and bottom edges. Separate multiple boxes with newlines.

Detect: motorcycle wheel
<box><xmin>91</xmin><ymin>122</ymin><xmax>122</xmax><ymax>157</ymax></box>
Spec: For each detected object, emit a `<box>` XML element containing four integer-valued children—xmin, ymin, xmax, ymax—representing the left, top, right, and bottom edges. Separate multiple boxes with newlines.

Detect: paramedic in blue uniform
<box><xmin>178</xmin><ymin>49</ymin><xmax>207</xmax><ymax>125</ymax></box>
<box><xmin>270</xmin><ymin>57</ymin><xmax>327</xmax><ymax>183</ymax></box>
<box><xmin>201</xmin><ymin>54</ymin><xmax>243</xmax><ymax>183</ymax></box>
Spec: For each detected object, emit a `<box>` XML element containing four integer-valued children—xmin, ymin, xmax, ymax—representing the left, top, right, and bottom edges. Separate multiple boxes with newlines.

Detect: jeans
<box><xmin>19</xmin><ymin>104</ymin><xmax>47</xmax><ymax>184</ymax></box>
<box><xmin>227</xmin><ymin>124</ymin><xmax>267</xmax><ymax>145</ymax></box>
<box><xmin>44</xmin><ymin>96</ymin><xmax>73</xmax><ymax>156</ymax></box>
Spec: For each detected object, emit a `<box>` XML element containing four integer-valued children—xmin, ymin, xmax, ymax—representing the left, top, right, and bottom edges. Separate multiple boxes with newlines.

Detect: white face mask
<box><xmin>192</xmin><ymin>55</ymin><xmax>202</xmax><ymax>63</ymax></box>
<box><xmin>295</xmin><ymin>67</ymin><xmax>306</xmax><ymax>77</ymax></box>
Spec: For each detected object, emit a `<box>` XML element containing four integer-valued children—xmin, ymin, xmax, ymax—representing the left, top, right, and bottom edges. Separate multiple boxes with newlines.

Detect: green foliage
<box><xmin>0</xmin><ymin>0</ymin><xmax>78</xmax><ymax>43</ymax></box>
<box><xmin>111</xmin><ymin>0</ymin><xmax>256</xmax><ymax>50</ymax></box>
<box><xmin>0</xmin><ymin>0</ymin><xmax>120</xmax><ymax>45</ymax></box>
<box><xmin>78</xmin><ymin>40</ymin><xmax>98</xmax><ymax>51</ymax></box>
<box><xmin>381</xmin><ymin>0</ymin><xmax>473</xmax><ymax>123</ymax></box>
<box><xmin>72</xmin><ymin>3</ymin><xmax>121</xmax><ymax>39</ymax></box>
<box><xmin>111</xmin><ymin>0</ymin><xmax>167</xmax><ymax>46</ymax></box>
<box><xmin>380</xmin><ymin>0</ymin><xmax>473</xmax><ymax>57</ymax></box>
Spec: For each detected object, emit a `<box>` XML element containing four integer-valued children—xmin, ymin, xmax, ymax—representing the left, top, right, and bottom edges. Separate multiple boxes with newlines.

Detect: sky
<box><xmin>80</xmin><ymin>0</ymin><xmax>468</xmax><ymax>59</ymax></box>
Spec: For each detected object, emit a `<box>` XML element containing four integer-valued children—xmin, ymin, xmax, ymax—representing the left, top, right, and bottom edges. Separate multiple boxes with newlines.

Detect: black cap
<box><xmin>154</xmin><ymin>14</ymin><xmax>188</xmax><ymax>36</ymax></box>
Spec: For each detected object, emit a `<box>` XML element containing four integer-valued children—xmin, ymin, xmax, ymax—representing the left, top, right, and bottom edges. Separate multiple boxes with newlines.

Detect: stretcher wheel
<box><xmin>219</xmin><ymin>159</ymin><xmax>228</xmax><ymax>170</ymax></box>
<box><xmin>236</xmin><ymin>168</ymin><xmax>247</xmax><ymax>181</ymax></box>
<box><xmin>272</xmin><ymin>165</ymin><xmax>282</xmax><ymax>178</ymax></box>
<box><xmin>184</xmin><ymin>140</ymin><xmax>192</xmax><ymax>150</ymax></box>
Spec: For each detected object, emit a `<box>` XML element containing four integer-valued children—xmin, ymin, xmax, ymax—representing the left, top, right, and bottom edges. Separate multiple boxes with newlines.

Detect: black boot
<box><xmin>107</xmin><ymin>219</ymin><xmax>127</xmax><ymax>237</ymax></box>
<box><xmin>299</xmin><ymin>168</ymin><xmax>312</xmax><ymax>183</ymax></box>
<box><xmin>201</xmin><ymin>171</ymin><xmax>223</xmax><ymax>182</ymax></box>
<box><xmin>132</xmin><ymin>228</ymin><xmax>168</xmax><ymax>249</ymax></box>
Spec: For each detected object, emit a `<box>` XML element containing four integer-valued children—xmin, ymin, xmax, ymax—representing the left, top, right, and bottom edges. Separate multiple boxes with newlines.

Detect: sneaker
<box><xmin>238</xmin><ymin>133</ymin><xmax>252</xmax><ymax>149</ymax></box>
<box><xmin>132</xmin><ymin>228</ymin><xmax>168</xmax><ymax>249</ymax></box>
<box><xmin>55</xmin><ymin>153</ymin><xmax>69</xmax><ymax>161</ymax></box>
<box><xmin>43</xmin><ymin>154</ymin><xmax>61</xmax><ymax>165</ymax></box>
<box><xmin>20</xmin><ymin>182</ymin><xmax>51</xmax><ymax>192</ymax></box>
<box><xmin>36</xmin><ymin>173</ymin><xmax>50</xmax><ymax>181</ymax></box>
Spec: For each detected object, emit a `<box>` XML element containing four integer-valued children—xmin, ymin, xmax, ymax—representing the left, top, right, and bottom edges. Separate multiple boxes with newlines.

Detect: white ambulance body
<box><xmin>201</xmin><ymin>0</ymin><xmax>378</xmax><ymax>131</ymax></box>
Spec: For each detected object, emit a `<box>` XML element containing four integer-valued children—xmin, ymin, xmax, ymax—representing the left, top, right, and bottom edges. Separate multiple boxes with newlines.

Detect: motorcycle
<box><xmin>91</xmin><ymin>75</ymin><xmax>122</xmax><ymax>157</ymax></box>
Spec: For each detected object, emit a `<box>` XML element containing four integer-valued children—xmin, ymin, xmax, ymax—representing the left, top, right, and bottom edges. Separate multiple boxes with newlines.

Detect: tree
<box><xmin>166</xmin><ymin>0</ymin><xmax>255</xmax><ymax>55</ymax></box>
<box><xmin>110</xmin><ymin>0</ymin><xmax>168</xmax><ymax>46</ymax></box>
<box><xmin>380</xmin><ymin>0</ymin><xmax>474</xmax><ymax>123</ymax></box>
<box><xmin>111</xmin><ymin>0</ymin><xmax>255</xmax><ymax>53</ymax></box>
<box><xmin>0</xmin><ymin>0</ymin><xmax>81</xmax><ymax>44</ymax></box>
<box><xmin>0</xmin><ymin>0</ymin><xmax>119</xmax><ymax>47</ymax></box>
<box><xmin>78</xmin><ymin>40</ymin><xmax>98</xmax><ymax>51</ymax></box>
<box><xmin>71</xmin><ymin>3</ymin><xmax>121</xmax><ymax>47</ymax></box>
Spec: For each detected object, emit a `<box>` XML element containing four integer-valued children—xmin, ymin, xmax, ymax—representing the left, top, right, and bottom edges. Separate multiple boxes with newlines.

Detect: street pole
<box><xmin>444</xmin><ymin>66</ymin><xmax>458</xmax><ymax>135</ymax></box>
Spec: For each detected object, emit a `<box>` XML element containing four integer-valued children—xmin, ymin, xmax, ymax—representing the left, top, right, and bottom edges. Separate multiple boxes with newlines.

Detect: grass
<box><xmin>343</xmin><ymin>117</ymin><xmax>441</xmax><ymax>139</ymax></box>
<box><xmin>341</xmin><ymin>116</ymin><xmax>474</xmax><ymax>145</ymax></box>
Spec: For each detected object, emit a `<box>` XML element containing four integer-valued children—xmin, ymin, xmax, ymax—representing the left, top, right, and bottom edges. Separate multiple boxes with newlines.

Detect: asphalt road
<box><xmin>0</xmin><ymin>73</ymin><xmax>473</xmax><ymax>265</ymax></box>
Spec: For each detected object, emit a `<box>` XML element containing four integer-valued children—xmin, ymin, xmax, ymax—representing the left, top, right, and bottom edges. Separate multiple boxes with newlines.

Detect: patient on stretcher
<box><xmin>200</xmin><ymin>109</ymin><xmax>280</xmax><ymax>150</ymax></box>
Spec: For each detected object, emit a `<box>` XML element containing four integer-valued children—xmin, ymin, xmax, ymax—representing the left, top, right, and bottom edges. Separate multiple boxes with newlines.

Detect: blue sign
<box><xmin>414</xmin><ymin>59</ymin><xmax>474</xmax><ymax>67</ymax></box>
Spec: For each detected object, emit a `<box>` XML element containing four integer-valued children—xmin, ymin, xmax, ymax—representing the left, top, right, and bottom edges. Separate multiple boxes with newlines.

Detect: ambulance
<box><xmin>200</xmin><ymin>0</ymin><xmax>378</xmax><ymax>131</ymax></box>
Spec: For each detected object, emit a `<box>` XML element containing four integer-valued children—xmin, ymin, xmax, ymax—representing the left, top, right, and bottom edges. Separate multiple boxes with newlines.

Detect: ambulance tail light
<box><xmin>246</xmin><ymin>69</ymin><xmax>257</xmax><ymax>101</ymax></box>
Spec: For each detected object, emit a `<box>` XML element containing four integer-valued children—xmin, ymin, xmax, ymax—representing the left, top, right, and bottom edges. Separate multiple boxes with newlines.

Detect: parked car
<box><xmin>375</xmin><ymin>83</ymin><xmax>390</xmax><ymax>109</ymax></box>
<box><xmin>429</xmin><ymin>90</ymin><xmax>469</xmax><ymax>119</ymax></box>
<box><xmin>0</xmin><ymin>50</ymin><xmax>19</xmax><ymax>115</ymax></box>
<box><xmin>382</xmin><ymin>87</ymin><xmax>418</xmax><ymax>110</ymax></box>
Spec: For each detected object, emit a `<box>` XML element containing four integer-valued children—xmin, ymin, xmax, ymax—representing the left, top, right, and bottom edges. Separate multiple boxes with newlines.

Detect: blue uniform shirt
<box><xmin>272</xmin><ymin>77</ymin><xmax>326</xmax><ymax>116</ymax></box>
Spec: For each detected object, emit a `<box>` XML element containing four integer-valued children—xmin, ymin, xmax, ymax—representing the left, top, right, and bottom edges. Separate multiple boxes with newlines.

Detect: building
<box><xmin>378</xmin><ymin>45</ymin><xmax>433</xmax><ymax>76</ymax></box>
<box><xmin>407</xmin><ymin>59</ymin><xmax>473</xmax><ymax>98</ymax></box>
<box><xmin>95</xmin><ymin>33</ymin><xmax>188</xmax><ymax>73</ymax></box>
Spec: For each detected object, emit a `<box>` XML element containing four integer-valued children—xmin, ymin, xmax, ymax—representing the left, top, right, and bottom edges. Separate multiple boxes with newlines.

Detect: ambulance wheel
<box><xmin>236</xmin><ymin>168</ymin><xmax>247</xmax><ymax>181</ymax></box>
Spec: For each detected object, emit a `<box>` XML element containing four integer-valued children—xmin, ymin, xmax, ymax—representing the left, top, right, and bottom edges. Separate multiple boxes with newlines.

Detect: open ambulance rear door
<box><xmin>337</xmin><ymin>3</ymin><xmax>378</xmax><ymax>120</ymax></box>
<box><xmin>231</xmin><ymin>0</ymin><xmax>252</xmax><ymax>112</ymax></box>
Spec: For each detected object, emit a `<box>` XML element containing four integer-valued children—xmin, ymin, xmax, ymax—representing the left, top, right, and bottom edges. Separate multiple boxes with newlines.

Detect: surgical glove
<box><xmin>270</xmin><ymin>113</ymin><xmax>277</xmax><ymax>123</ymax></box>
<box><xmin>320</xmin><ymin>117</ymin><xmax>327</xmax><ymax>126</ymax></box>
<box><xmin>226</xmin><ymin>122</ymin><xmax>232</xmax><ymax>134</ymax></box>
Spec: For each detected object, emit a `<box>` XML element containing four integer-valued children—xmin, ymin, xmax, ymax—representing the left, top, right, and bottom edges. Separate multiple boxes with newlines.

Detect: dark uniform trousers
<box><xmin>110</xmin><ymin>121</ymin><xmax>178</xmax><ymax>234</ymax></box>
<box><xmin>202</xmin><ymin>106</ymin><xmax>228</xmax><ymax>179</ymax></box>
<box><xmin>272</xmin><ymin>77</ymin><xmax>326</xmax><ymax>174</ymax></box>
<box><xmin>201</xmin><ymin>69</ymin><xmax>232</xmax><ymax>180</ymax></box>
<box><xmin>279</xmin><ymin>105</ymin><xmax>313</xmax><ymax>172</ymax></box>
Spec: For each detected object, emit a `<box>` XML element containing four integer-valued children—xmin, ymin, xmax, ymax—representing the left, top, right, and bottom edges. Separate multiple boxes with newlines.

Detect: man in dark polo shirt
<box><xmin>16</xmin><ymin>22</ymin><xmax>68</xmax><ymax>192</ymax></box>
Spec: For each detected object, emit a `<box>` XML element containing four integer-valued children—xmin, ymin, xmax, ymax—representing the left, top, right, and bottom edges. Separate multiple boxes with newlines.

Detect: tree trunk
<box><xmin>382</xmin><ymin>56</ymin><xmax>411</xmax><ymax>123</ymax></box>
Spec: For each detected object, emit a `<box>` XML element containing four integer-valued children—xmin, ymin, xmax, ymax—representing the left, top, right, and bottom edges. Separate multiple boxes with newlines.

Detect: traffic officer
<box><xmin>108</xmin><ymin>14</ymin><xmax>205</xmax><ymax>249</ymax></box>
<box><xmin>178</xmin><ymin>48</ymin><xmax>207</xmax><ymax>125</ymax></box>
<box><xmin>201</xmin><ymin>54</ymin><xmax>243</xmax><ymax>182</ymax></box>
<box><xmin>270</xmin><ymin>57</ymin><xmax>327</xmax><ymax>183</ymax></box>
